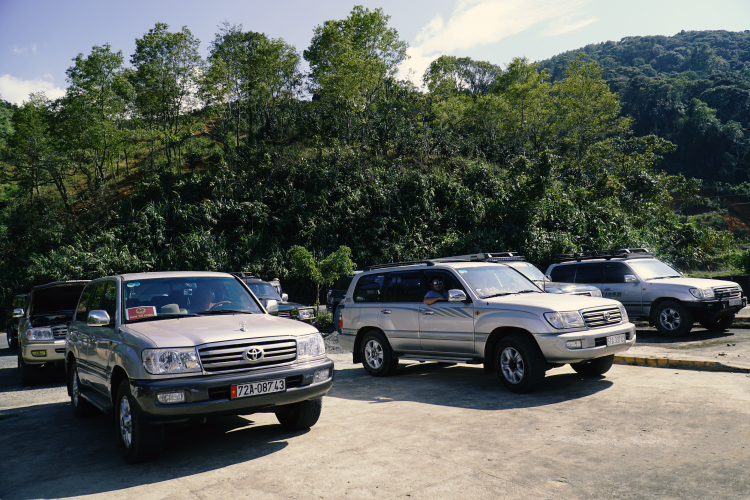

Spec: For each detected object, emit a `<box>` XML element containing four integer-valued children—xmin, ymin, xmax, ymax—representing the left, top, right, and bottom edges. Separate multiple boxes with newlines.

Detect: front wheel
<box><xmin>495</xmin><ymin>334</ymin><xmax>546</xmax><ymax>394</ymax></box>
<box><xmin>275</xmin><ymin>398</ymin><xmax>323</xmax><ymax>430</ymax></box>
<box><xmin>360</xmin><ymin>331</ymin><xmax>398</xmax><ymax>376</ymax></box>
<box><xmin>699</xmin><ymin>313</ymin><xmax>734</xmax><ymax>332</ymax></box>
<box><xmin>571</xmin><ymin>354</ymin><xmax>615</xmax><ymax>376</ymax></box>
<box><xmin>116</xmin><ymin>380</ymin><xmax>164</xmax><ymax>464</ymax></box>
<box><xmin>654</xmin><ymin>301</ymin><xmax>693</xmax><ymax>337</ymax></box>
<box><xmin>7</xmin><ymin>328</ymin><xmax>17</xmax><ymax>349</ymax></box>
<box><xmin>18</xmin><ymin>351</ymin><xmax>35</xmax><ymax>387</ymax></box>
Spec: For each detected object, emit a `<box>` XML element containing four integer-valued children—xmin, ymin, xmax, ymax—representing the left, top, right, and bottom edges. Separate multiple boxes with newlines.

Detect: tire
<box><xmin>360</xmin><ymin>330</ymin><xmax>398</xmax><ymax>377</ymax></box>
<box><xmin>68</xmin><ymin>360</ymin><xmax>95</xmax><ymax>417</ymax></box>
<box><xmin>571</xmin><ymin>354</ymin><xmax>615</xmax><ymax>376</ymax></box>
<box><xmin>18</xmin><ymin>351</ymin><xmax>35</xmax><ymax>387</ymax></box>
<box><xmin>654</xmin><ymin>301</ymin><xmax>693</xmax><ymax>337</ymax></box>
<box><xmin>116</xmin><ymin>380</ymin><xmax>164</xmax><ymax>464</ymax></box>
<box><xmin>494</xmin><ymin>334</ymin><xmax>546</xmax><ymax>394</ymax></box>
<box><xmin>699</xmin><ymin>313</ymin><xmax>734</xmax><ymax>332</ymax></box>
<box><xmin>275</xmin><ymin>398</ymin><xmax>323</xmax><ymax>430</ymax></box>
<box><xmin>7</xmin><ymin>328</ymin><xmax>17</xmax><ymax>349</ymax></box>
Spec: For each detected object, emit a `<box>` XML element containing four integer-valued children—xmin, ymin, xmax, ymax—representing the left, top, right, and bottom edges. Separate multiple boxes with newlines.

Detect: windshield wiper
<box><xmin>517</xmin><ymin>289</ymin><xmax>540</xmax><ymax>293</ymax></box>
<box><xmin>648</xmin><ymin>275</ymin><xmax>682</xmax><ymax>280</ymax></box>
<box><xmin>196</xmin><ymin>309</ymin><xmax>250</xmax><ymax>315</ymax></box>
<box><xmin>482</xmin><ymin>293</ymin><xmax>513</xmax><ymax>298</ymax></box>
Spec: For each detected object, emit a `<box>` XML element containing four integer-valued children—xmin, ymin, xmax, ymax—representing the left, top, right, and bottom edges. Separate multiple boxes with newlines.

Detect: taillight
<box><xmin>339</xmin><ymin>315</ymin><xmax>343</xmax><ymax>330</ymax></box>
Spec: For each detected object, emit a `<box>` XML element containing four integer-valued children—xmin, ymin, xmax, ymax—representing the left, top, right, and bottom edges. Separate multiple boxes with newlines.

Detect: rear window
<box><xmin>31</xmin><ymin>284</ymin><xmax>87</xmax><ymax>315</ymax></box>
<box><xmin>575</xmin><ymin>265</ymin><xmax>603</xmax><ymax>284</ymax></box>
<box><xmin>384</xmin><ymin>272</ymin><xmax>423</xmax><ymax>303</ymax></box>
<box><xmin>353</xmin><ymin>274</ymin><xmax>386</xmax><ymax>303</ymax></box>
<box><xmin>550</xmin><ymin>266</ymin><xmax>575</xmax><ymax>283</ymax></box>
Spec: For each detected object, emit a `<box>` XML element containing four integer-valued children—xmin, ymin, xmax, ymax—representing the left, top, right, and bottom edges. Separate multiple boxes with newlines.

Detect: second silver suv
<box><xmin>338</xmin><ymin>256</ymin><xmax>635</xmax><ymax>393</ymax></box>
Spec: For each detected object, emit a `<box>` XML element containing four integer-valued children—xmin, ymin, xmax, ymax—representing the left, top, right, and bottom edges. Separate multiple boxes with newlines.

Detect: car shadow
<box><xmin>0</xmin><ymin>364</ymin><xmax>66</xmax><ymax>393</ymax></box>
<box><xmin>1</xmin><ymin>401</ymin><xmax>294</xmax><ymax>499</ymax></box>
<box><xmin>635</xmin><ymin>327</ymin><xmax>737</xmax><ymax>345</ymax></box>
<box><xmin>328</xmin><ymin>361</ymin><xmax>613</xmax><ymax>411</ymax></box>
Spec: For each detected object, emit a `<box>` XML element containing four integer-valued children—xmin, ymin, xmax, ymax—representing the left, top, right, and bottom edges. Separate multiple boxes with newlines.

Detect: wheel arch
<box><xmin>482</xmin><ymin>327</ymin><xmax>537</xmax><ymax>374</ymax></box>
<box><xmin>110</xmin><ymin>365</ymin><xmax>130</xmax><ymax>408</ymax></box>
<box><xmin>352</xmin><ymin>326</ymin><xmax>388</xmax><ymax>364</ymax></box>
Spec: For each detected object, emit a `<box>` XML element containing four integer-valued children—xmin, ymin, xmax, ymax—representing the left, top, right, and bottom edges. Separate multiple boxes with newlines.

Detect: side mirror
<box><xmin>448</xmin><ymin>289</ymin><xmax>467</xmax><ymax>302</ymax></box>
<box><xmin>263</xmin><ymin>299</ymin><xmax>279</xmax><ymax>314</ymax></box>
<box><xmin>12</xmin><ymin>308</ymin><xmax>24</xmax><ymax>318</ymax></box>
<box><xmin>87</xmin><ymin>310</ymin><xmax>111</xmax><ymax>327</ymax></box>
<box><xmin>624</xmin><ymin>275</ymin><xmax>637</xmax><ymax>283</ymax></box>
<box><xmin>281</xmin><ymin>293</ymin><xmax>289</xmax><ymax>303</ymax></box>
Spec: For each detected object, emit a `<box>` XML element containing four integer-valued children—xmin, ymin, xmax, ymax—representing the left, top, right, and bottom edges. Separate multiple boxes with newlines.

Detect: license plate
<box><xmin>606</xmin><ymin>334</ymin><xmax>626</xmax><ymax>346</ymax></box>
<box><xmin>729</xmin><ymin>297</ymin><xmax>742</xmax><ymax>307</ymax></box>
<box><xmin>231</xmin><ymin>379</ymin><xmax>285</xmax><ymax>399</ymax></box>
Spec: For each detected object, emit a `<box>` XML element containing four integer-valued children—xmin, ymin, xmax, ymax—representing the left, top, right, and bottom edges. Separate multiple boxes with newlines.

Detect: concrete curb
<box><xmin>632</xmin><ymin>319</ymin><xmax>750</xmax><ymax>329</ymax></box>
<box><xmin>614</xmin><ymin>355</ymin><xmax>750</xmax><ymax>374</ymax></box>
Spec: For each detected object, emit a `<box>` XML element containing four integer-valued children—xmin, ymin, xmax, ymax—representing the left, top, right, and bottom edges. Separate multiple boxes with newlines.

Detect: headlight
<box><xmin>142</xmin><ymin>348</ymin><xmax>201</xmax><ymax>375</ymax></box>
<box><xmin>26</xmin><ymin>328</ymin><xmax>53</xmax><ymax>341</ymax></box>
<box><xmin>619</xmin><ymin>304</ymin><xmax>629</xmax><ymax>323</ymax></box>
<box><xmin>690</xmin><ymin>288</ymin><xmax>715</xmax><ymax>299</ymax></box>
<box><xmin>298</xmin><ymin>308</ymin><xmax>314</xmax><ymax>320</ymax></box>
<box><xmin>544</xmin><ymin>311</ymin><xmax>585</xmax><ymax>329</ymax></box>
<box><xmin>589</xmin><ymin>289</ymin><xmax>602</xmax><ymax>297</ymax></box>
<box><xmin>297</xmin><ymin>333</ymin><xmax>325</xmax><ymax>359</ymax></box>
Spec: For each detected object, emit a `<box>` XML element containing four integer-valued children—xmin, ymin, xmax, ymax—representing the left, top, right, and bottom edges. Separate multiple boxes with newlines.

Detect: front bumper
<box><xmin>20</xmin><ymin>339</ymin><xmax>66</xmax><ymax>364</ymax></box>
<box><xmin>685</xmin><ymin>297</ymin><xmax>746</xmax><ymax>316</ymax></box>
<box><xmin>535</xmin><ymin>322</ymin><xmax>636</xmax><ymax>363</ymax></box>
<box><xmin>130</xmin><ymin>357</ymin><xmax>334</xmax><ymax>423</ymax></box>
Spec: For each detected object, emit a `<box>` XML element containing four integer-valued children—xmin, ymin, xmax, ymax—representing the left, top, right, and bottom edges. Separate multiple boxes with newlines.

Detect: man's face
<box><xmin>431</xmin><ymin>278</ymin><xmax>443</xmax><ymax>291</ymax></box>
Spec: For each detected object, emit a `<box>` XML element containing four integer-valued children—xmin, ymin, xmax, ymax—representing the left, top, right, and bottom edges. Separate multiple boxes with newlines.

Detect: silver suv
<box><xmin>546</xmin><ymin>248</ymin><xmax>747</xmax><ymax>337</ymax></box>
<box><xmin>66</xmin><ymin>271</ymin><xmax>333</xmax><ymax>463</ymax></box>
<box><xmin>337</xmin><ymin>256</ymin><xmax>635</xmax><ymax>393</ymax></box>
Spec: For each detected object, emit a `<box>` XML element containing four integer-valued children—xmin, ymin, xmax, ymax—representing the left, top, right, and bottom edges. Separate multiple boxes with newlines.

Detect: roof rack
<box><xmin>228</xmin><ymin>271</ymin><xmax>256</xmax><ymax>279</ymax></box>
<box><xmin>554</xmin><ymin>248</ymin><xmax>654</xmax><ymax>263</ymax></box>
<box><xmin>366</xmin><ymin>260</ymin><xmax>436</xmax><ymax>271</ymax></box>
<box><xmin>433</xmin><ymin>252</ymin><xmax>527</xmax><ymax>263</ymax></box>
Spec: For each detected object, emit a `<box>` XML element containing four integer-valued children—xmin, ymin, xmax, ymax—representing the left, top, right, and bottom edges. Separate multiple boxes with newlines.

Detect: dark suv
<box><xmin>546</xmin><ymin>248</ymin><xmax>746</xmax><ymax>336</ymax></box>
<box><xmin>235</xmin><ymin>274</ymin><xmax>317</xmax><ymax>323</ymax></box>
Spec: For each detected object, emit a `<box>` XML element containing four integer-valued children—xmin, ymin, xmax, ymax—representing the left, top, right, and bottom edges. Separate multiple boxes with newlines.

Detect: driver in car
<box><xmin>424</xmin><ymin>276</ymin><xmax>449</xmax><ymax>305</ymax></box>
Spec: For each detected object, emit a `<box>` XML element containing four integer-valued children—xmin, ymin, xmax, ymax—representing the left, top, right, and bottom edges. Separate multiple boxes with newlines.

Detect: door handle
<box><xmin>381</xmin><ymin>309</ymin><xmax>392</xmax><ymax>314</ymax></box>
<box><xmin>422</xmin><ymin>310</ymin><xmax>435</xmax><ymax>315</ymax></box>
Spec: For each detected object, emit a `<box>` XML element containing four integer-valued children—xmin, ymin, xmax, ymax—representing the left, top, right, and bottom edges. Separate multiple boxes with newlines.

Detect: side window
<box><xmin>385</xmin><ymin>272</ymin><xmax>423</xmax><ymax>303</ymax></box>
<box><xmin>353</xmin><ymin>274</ymin><xmax>386</xmax><ymax>303</ymax></box>
<box><xmin>575</xmin><ymin>265</ymin><xmax>603</xmax><ymax>284</ymax></box>
<box><xmin>99</xmin><ymin>281</ymin><xmax>117</xmax><ymax>322</ymax></box>
<box><xmin>604</xmin><ymin>264</ymin><xmax>629</xmax><ymax>284</ymax></box>
<box><xmin>76</xmin><ymin>283</ymin><xmax>102</xmax><ymax>322</ymax></box>
<box><xmin>550</xmin><ymin>265</ymin><xmax>576</xmax><ymax>283</ymax></box>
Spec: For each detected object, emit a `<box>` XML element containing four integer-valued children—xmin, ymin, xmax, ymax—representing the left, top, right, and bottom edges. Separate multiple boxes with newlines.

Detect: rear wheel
<box><xmin>699</xmin><ymin>313</ymin><xmax>734</xmax><ymax>332</ymax></box>
<box><xmin>275</xmin><ymin>398</ymin><xmax>323</xmax><ymax>430</ymax></box>
<box><xmin>68</xmin><ymin>360</ymin><xmax>95</xmax><ymax>417</ymax></box>
<box><xmin>494</xmin><ymin>334</ymin><xmax>546</xmax><ymax>394</ymax></box>
<box><xmin>7</xmin><ymin>328</ymin><xmax>17</xmax><ymax>349</ymax></box>
<box><xmin>360</xmin><ymin>330</ymin><xmax>398</xmax><ymax>376</ymax></box>
<box><xmin>571</xmin><ymin>354</ymin><xmax>615</xmax><ymax>376</ymax></box>
<box><xmin>116</xmin><ymin>380</ymin><xmax>164</xmax><ymax>464</ymax></box>
<box><xmin>654</xmin><ymin>301</ymin><xmax>693</xmax><ymax>337</ymax></box>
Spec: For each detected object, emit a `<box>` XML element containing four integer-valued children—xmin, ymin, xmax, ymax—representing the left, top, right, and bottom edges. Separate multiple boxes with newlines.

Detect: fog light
<box><xmin>566</xmin><ymin>340</ymin><xmax>582</xmax><ymax>350</ymax></box>
<box><xmin>313</xmin><ymin>369</ymin><xmax>330</xmax><ymax>383</ymax></box>
<box><xmin>157</xmin><ymin>391</ymin><xmax>185</xmax><ymax>404</ymax></box>
<box><xmin>31</xmin><ymin>350</ymin><xmax>47</xmax><ymax>357</ymax></box>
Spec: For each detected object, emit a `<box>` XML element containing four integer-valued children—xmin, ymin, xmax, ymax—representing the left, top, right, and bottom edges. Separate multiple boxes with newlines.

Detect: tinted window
<box><xmin>575</xmin><ymin>265</ymin><xmax>603</xmax><ymax>284</ymax></box>
<box><xmin>99</xmin><ymin>281</ymin><xmax>117</xmax><ymax>320</ymax></box>
<box><xmin>76</xmin><ymin>284</ymin><xmax>98</xmax><ymax>321</ymax></box>
<box><xmin>384</xmin><ymin>272</ymin><xmax>423</xmax><ymax>303</ymax></box>
<box><xmin>550</xmin><ymin>265</ymin><xmax>576</xmax><ymax>283</ymax></box>
<box><xmin>353</xmin><ymin>274</ymin><xmax>386</xmax><ymax>303</ymax></box>
<box><xmin>604</xmin><ymin>264</ymin><xmax>629</xmax><ymax>284</ymax></box>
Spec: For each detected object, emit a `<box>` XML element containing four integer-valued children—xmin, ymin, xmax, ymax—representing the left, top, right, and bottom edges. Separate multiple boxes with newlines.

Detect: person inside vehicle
<box><xmin>190</xmin><ymin>284</ymin><xmax>230</xmax><ymax>312</ymax></box>
<box><xmin>424</xmin><ymin>276</ymin><xmax>449</xmax><ymax>305</ymax></box>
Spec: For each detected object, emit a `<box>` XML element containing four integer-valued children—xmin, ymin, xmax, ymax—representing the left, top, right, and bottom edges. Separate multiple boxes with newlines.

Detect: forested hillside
<box><xmin>0</xmin><ymin>10</ymin><xmax>743</xmax><ymax>305</ymax></box>
<box><xmin>540</xmin><ymin>30</ymin><xmax>750</xmax><ymax>184</ymax></box>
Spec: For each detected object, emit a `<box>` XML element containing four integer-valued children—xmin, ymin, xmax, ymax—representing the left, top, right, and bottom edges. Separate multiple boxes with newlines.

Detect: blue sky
<box><xmin>1</xmin><ymin>0</ymin><xmax>749</xmax><ymax>104</ymax></box>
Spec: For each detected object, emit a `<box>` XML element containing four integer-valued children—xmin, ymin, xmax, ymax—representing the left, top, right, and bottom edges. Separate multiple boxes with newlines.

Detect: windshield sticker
<box><xmin>126</xmin><ymin>282</ymin><xmax>140</xmax><ymax>287</ymax></box>
<box><xmin>126</xmin><ymin>306</ymin><xmax>157</xmax><ymax>320</ymax></box>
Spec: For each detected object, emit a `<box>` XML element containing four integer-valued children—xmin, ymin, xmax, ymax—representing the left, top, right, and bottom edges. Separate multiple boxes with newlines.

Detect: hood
<box><xmin>535</xmin><ymin>281</ymin><xmax>597</xmax><ymax>293</ymax></box>
<box><xmin>30</xmin><ymin>311</ymin><xmax>75</xmax><ymax>327</ymax></box>
<box><xmin>123</xmin><ymin>313</ymin><xmax>319</xmax><ymax>349</ymax></box>
<box><xmin>482</xmin><ymin>293</ymin><xmax>618</xmax><ymax>314</ymax></box>
<box><xmin>647</xmin><ymin>277</ymin><xmax>740</xmax><ymax>289</ymax></box>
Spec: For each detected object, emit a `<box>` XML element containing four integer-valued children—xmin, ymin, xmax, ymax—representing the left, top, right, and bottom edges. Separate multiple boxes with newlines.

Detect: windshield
<box><xmin>456</xmin><ymin>266</ymin><xmax>541</xmax><ymax>299</ymax></box>
<box><xmin>122</xmin><ymin>277</ymin><xmax>263</xmax><ymax>323</ymax></box>
<box><xmin>507</xmin><ymin>262</ymin><xmax>547</xmax><ymax>281</ymax></box>
<box><xmin>245</xmin><ymin>282</ymin><xmax>282</xmax><ymax>301</ymax></box>
<box><xmin>627</xmin><ymin>260</ymin><xmax>682</xmax><ymax>280</ymax></box>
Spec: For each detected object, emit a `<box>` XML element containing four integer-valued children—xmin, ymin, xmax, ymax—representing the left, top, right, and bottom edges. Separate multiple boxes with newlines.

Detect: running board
<box><xmin>399</xmin><ymin>355</ymin><xmax>482</xmax><ymax>365</ymax></box>
<box><xmin>80</xmin><ymin>389</ymin><xmax>114</xmax><ymax>414</ymax></box>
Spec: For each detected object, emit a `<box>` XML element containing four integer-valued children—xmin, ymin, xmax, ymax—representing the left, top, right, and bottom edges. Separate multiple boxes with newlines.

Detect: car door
<box><xmin>419</xmin><ymin>270</ymin><xmax>475</xmax><ymax>354</ymax></box>
<box><xmin>86</xmin><ymin>280</ymin><xmax>120</xmax><ymax>395</ymax></box>
<box><xmin>71</xmin><ymin>282</ymin><xmax>102</xmax><ymax>386</ymax></box>
<box><xmin>603</xmin><ymin>263</ymin><xmax>642</xmax><ymax>317</ymax></box>
<box><xmin>378</xmin><ymin>272</ymin><xmax>422</xmax><ymax>351</ymax></box>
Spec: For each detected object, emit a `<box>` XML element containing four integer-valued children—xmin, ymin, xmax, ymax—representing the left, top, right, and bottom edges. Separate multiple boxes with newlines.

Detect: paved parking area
<box><xmin>2</xmin><ymin>333</ymin><xmax>750</xmax><ymax>499</ymax></box>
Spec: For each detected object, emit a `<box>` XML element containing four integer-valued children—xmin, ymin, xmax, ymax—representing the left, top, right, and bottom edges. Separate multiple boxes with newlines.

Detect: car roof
<box><xmin>552</xmin><ymin>258</ymin><xmax>658</xmax><ymax>265</ymax></box>
<box><xmin>117</xmin><ymin>271</ymin><xmax>234</xmax><ymax>280</ymax></box>
<box><xmin>363</xmin><ymin>261</ymin><xmax>509</xmax><ymax>274</ymax></box>
<box><xmin>31</xmin><ymin>280</ymin><xmax>89</xmax><ymax>291</ymax></box>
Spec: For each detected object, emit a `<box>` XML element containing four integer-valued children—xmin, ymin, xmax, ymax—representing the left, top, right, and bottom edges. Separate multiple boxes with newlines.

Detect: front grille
<box><xmin>198</xmin><ymin>337</ymin><xmax>297</xmax><ymax>374</ymax></box>
<box><xmin>582</xmin><ymin>306</ymin><xmax>622</xmax><ymax>328</ymax></box>
<box><xmin>51</xmin><ymin>325</ymin><xmax>68</xmax><ymax>340</ymax></box>
<box><xmin>714</xmin><ymin>286</ymin><xmax>741</xmax><ymax>299</ymax></box>
<box><xmin>277</xmin><ymin>310</ymin><xmax>292</xmax><ymax>318</ymax></box>
<box><xmin>573</xmin><ymin>291</ymin><xmax>594</xmax><ymax>296</ymax></box>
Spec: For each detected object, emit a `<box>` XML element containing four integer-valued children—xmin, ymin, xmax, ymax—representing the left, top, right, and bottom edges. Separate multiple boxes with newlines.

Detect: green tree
<box><xmin>289</xmin><ymin>245</ymin><xmax>356</xmax><ymax>309</ymax></box>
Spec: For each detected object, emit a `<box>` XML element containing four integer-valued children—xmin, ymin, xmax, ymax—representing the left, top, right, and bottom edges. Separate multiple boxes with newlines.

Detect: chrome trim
<box><xmin>198</xmin><ymin>336</ymin><xmax>297</xmax><ymax>374</ymax></box>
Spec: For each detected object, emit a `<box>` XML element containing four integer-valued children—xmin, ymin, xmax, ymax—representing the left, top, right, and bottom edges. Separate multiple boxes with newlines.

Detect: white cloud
<box><xmin>399</xmin><ymin>0</ymin><xmax>594</xmax><ymax>86</ymax></box>
<box><xmin>0</xmin><ymin>74</ymin><xmax>66</xmax><ymax>105</ymax></box>
<box><xmin>12</xmin><ymin>43</ymin><xmax>38</xmax><ymax>55</ymax></box>
<box><xmin>544</xmin><ymin>16</ymin><xmax>598</xmax><ymax>36</ymax></box>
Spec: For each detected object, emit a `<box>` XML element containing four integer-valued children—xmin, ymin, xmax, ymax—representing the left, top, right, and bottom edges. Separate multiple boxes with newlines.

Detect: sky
<box><xmin>1</xmin><ymin>0</ymin><xmax>749</xmax><ymax>105</ymax></box>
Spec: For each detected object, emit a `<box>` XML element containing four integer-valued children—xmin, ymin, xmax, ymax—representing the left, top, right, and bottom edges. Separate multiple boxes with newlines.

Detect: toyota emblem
<box><xmin>243</xmin><ymin>347</ymin><xmax>264</xmax><ymax>363</ymax></box>
<box><xmin>603</xmin><ymin>311</ymin><xmax>611</xmax><ymax>322</ymax></box>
